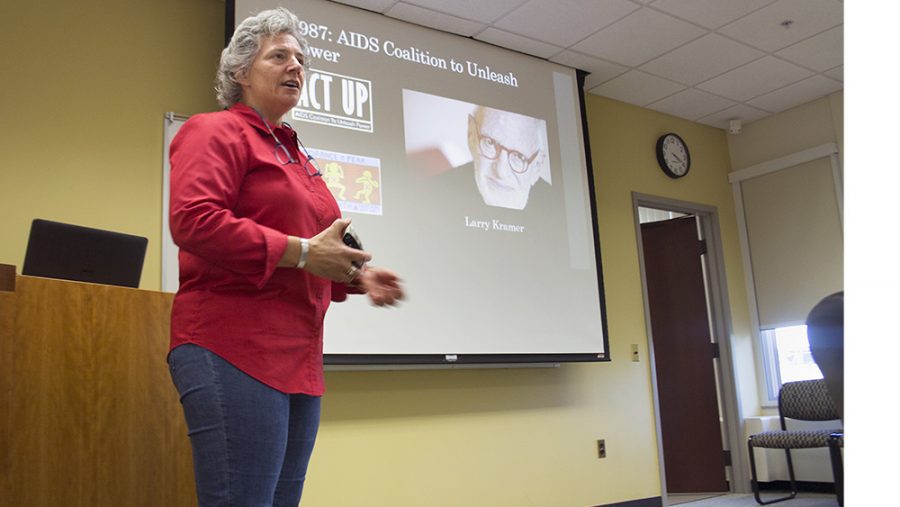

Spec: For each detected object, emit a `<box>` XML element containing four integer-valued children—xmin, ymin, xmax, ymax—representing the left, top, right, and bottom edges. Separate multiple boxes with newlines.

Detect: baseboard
<box><xmin>591</xmin><ymin>497</ymin><xmax>662</xmax><ymax>507</ymax></box>
<box><xmin>757</xmin><ymin>480</ymin><xmax>836</xmax><ymax>493</ymax></box>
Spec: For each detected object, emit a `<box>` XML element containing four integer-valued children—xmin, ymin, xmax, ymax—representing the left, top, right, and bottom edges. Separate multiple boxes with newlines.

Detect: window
<box><xmin>760</xmin><ymin>325</ymin><xmax>823</xmax><ymax>401</ymax></box>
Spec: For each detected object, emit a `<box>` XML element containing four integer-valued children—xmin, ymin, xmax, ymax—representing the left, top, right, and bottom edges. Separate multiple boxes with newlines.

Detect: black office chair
<box><xmin>747</xmin><ymin>379</ymin><xmax>843</xmax><ymax>505</ymax></box>
<box><xmin>828</xmin><ymin>432</ymin><xmax>844</xmax><ymax>506</ymax></box>
<box><xmin>807</xmin><ymin>292</ymin><xmax>844</xmax><ymax>421</ymax></box>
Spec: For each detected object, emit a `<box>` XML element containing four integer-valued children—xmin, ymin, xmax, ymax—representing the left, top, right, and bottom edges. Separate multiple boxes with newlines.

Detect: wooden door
<box><xmin>641</xmin><ymin>216</ymin><xmax>728</xmax><ymax>493</ymax></box>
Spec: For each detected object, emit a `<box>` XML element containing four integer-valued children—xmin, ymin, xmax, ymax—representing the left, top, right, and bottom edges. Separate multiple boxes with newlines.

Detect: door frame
<box><xmin>632</xmin><ymin>192</ymin><xmax>748</xmax><ymax>503</ymax></box>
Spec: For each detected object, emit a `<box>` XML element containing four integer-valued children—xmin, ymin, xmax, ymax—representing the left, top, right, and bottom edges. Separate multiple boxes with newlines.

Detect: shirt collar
<box><xmin>228</xmin><ymin>102</ymin><xmax>294</xmax><ymax>136</ymax></box>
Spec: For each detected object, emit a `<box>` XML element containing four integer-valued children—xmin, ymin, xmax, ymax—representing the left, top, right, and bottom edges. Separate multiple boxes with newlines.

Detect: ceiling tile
<box><xmin>746</xmin><ymin>75</ymin><xmax>843</xmax><ymax>113</ymax></box>
<box><xmin>476</xmin><ymin>28</ymin><xmax>564</xmax><ymax>59</ymax></box>
<box><xmin>823</xmin><ymin>65</ymin><xmax>843</xmax><ymax>82</ymax></box>
<box><xmin>329</xmin><ymin>0</ymin><xmax>399</xmax><ymax>13</ymax></box>
<box><xmin>572</xmin><ymin>8</ymin><xmax>706</xmax><ymax>66</ymax></box>
<box><xmin>696</xmin><ymin>103</ymin><xmax>769</xmax><ymax>129</ymax></box>
<box><xmin>550</xmin><ymin>50</ymin><xmax>629</xmax><ymax>88</ymax></box>
<box><xmin>696</xmin><ymin>56</ymin><xmax>814</xmax><ymax>101</ymax></box>
<box><xmin>494</xmin><ymin>0</ymin><xmax>639</xmax><ymax>48</ymax></box>
<box><xmin>646</xmin><ymin>88</ymin><xmax>736</xmax><ymax>120</ymax></box>
<box><xmin>640</xmin><ymin>33</ymin><xmax>763</xmax><ymax>85</ymax></box>
<box><xmin>718</xmin><ymin>0</ymin><xmax>843</xmax><ymax>52</ymax></box>
<box><xmin>651</xmin><ymin>0</ymin><xmax>777</xmax><ymax>29</ymax></box>
<box><xmin>385</xmin><ymin>2</ymin><xmax>487</xmax><ymax>37</ymax></box>
<box><xmin>588</xmin><ymin>70</ymin><xmax>685</xmax><ymax>106</ymax></box>
<box><xmin>401</xmin><ymin>0</ymin><xmax>528</xmax><ymax>23</ymax></box>
<box><xmin>330</xmin><ymin>0</ymin><xmax>844</xmax><ymax>126</ymax></box>
<box><xmin>776</xmin><ymin>25</ymin><xmax>843</xmax><ymax>71</ymax></box>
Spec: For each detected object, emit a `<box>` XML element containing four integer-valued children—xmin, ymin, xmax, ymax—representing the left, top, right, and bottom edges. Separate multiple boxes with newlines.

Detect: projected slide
<box><xmin>309</xmin><ymin>147</ymin><xmax>383</xmax><ymax>215</ymax></box>
<box><xmin>403</xmin><ymin>90</ymin><xmax>550</xmax><ymax>212</ymax></box>
<box><xmin>224</xmin><ymin>0</ymin><xmax>607</xmax><ymax>361</ymax></box>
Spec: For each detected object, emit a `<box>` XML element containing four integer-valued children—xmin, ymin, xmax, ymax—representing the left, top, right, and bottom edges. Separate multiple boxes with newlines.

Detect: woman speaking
<box><xmin>167</xmin><ymin>7</ymin><xmax>404</xmax><ymax>506</ymax></box>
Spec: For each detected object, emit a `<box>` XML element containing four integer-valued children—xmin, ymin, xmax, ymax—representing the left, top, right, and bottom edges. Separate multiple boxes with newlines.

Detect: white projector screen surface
<box><xmin>223</xmin><ymin>0</ymin><xmax>608</xmax><ymax>362</ymax></box>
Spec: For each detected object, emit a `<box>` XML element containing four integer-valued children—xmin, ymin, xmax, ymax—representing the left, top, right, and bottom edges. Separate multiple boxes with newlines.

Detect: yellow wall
<box><xmin>0</xmin><ymin>1</ymin><xmax>754</xmax><ymax>505</ymax></box>
<box><xmin>304</xmin><ymin>97</ymin><xmax>755</xmax><ymax>506</ymax></box>
<box><xmin>0</xmin><ymin>0</ymin><xmax>222</xmax><ymax>286</ymax></box>
<box><xmin>586</xmin><ymin>96</ymin><xmax>758</xmax><ymax>425</ymax></box>
<box><xmin>724</xmin><ymin>91</ymin><xmax>843</xmax><ymax>413</ymax></box>
<box><xmin>727</xmin><ymin>92</ymin><xmax>844</xmax><ymax>170</ymax></box>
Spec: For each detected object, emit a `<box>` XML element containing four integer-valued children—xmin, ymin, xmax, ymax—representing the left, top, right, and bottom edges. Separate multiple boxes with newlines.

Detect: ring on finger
<box><xmin>346</xmin><ymin>265</ymin><xmax>359</xmax><ymax>281</ymax></box>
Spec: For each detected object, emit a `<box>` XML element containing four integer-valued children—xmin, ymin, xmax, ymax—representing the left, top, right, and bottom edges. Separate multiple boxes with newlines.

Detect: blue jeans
<box><xmin>168</xmin><ymin>344</ymin><xmax>321</xmax><ymax>507</ymax></box>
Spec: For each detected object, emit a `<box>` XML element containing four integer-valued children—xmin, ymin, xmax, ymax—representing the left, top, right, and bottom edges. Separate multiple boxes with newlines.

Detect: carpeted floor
<box><xmin>671</xmin><ymin>492</ymin><xmax>838</xmax><ymax>507</ymax></box>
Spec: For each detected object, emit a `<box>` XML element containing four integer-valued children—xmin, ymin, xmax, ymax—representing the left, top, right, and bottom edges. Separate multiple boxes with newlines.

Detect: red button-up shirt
<box><xmin>169</xmin><ymin>102</ymin><xmax>347</xmax><ymax>395</ymax></box>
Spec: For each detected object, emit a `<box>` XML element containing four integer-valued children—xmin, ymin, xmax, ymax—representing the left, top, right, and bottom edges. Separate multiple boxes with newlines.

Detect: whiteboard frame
<box><xmin>162</xmin><ymin>112</ymin><xmax>189</xmax><ymax>293</ymax></box>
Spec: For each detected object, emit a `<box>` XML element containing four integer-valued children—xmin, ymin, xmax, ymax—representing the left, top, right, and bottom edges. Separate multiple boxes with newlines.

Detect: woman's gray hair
<box><xmin>215</xmin><ymin>7</ymin><xmax>310</xmax><ymax>108</ymax></box>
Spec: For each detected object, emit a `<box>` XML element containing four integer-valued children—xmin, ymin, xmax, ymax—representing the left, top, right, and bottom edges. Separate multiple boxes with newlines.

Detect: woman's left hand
<box><xmin>357</xmin><ymin>266</ymin><xmax>405</xmax><ymax>306</ymax></box>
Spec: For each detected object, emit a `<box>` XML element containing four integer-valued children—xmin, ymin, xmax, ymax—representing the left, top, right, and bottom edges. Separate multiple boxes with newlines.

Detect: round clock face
<box><xmin>656</xmin><ymin>133</ymin><xmax>691</xmax><ymax>178</ymax></box>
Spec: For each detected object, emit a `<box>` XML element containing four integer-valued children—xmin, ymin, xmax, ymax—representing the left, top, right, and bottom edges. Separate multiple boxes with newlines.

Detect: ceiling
<box><xmin>328</xmin><ymin>0</ymin><xmax>843</xmax><ymax>130</ymax></box>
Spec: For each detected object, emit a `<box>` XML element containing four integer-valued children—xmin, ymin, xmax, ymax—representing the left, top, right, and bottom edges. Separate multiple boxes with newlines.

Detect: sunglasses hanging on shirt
<box><xmin>252</xmin><ymin>108</ymin><xmax>322</xmax><ymax>177</ymax></box>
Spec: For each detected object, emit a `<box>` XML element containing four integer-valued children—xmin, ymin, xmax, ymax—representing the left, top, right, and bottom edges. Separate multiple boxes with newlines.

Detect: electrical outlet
<box><xmin>597</xmin><ymin>439</ymin><xmax>606</xmax><ymax>458</ymax></box>
<box><xmin>630</xmin><ymin>344</ymin><xmax>639</xmax><ymax>362</ymax></box>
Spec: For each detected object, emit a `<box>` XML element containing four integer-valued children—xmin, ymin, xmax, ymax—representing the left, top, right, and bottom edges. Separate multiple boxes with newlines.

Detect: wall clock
<box><xmin>656</xmin><ymin>133</ymin><xmax>691</xmax><ymax>178</ymax></box>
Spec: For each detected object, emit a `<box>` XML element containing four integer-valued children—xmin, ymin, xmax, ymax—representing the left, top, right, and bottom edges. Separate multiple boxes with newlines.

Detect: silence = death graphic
<box><xmin>292</xmin><ymin>69</ymin><xmax>374</xmax><ymax>133</ymax></box>
<box><xmin>308</xmin><ymin>148</ymin><xmax>383</xmax><ymax>215</ymax></box>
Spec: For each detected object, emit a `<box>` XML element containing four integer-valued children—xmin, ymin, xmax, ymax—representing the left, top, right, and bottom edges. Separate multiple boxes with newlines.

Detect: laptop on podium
<box><xmin>22</xmin><ymin>219</ymin><xmax>148</xmax><ymax>288</ymax></box>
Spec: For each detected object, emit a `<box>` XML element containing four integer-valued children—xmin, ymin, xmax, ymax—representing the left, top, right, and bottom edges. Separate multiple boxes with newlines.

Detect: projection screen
<box><xmin>214</xmin><ymin>0</ymin><xmax>609</xmax><ymax>364</ymax></box>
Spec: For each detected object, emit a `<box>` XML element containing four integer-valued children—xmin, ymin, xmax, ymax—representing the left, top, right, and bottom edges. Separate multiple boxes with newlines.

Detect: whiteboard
<box><xmin>161</xmin><ymin>113</ymin><xmax>187</xmax><ymax>293</ymax></box>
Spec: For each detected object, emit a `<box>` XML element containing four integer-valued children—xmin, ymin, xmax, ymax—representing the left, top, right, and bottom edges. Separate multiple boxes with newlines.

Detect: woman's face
<box><xmin>239</xmin><ymin>33</ymin><xmax>305</xmax><ymax>122</ymax></box>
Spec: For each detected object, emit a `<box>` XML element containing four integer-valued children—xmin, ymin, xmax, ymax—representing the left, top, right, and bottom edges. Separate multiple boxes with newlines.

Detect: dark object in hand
<box><xmin>343</xmin><ymin>226</ymin><xmax>364</xmax><ymax>267</ymax></box>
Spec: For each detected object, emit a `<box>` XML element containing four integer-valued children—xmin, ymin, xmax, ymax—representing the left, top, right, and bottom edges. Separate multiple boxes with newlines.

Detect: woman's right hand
<box><xmin>303</xmin><ymin>218</ymin><xmax>372</xmax><ymax>283</ymax></box>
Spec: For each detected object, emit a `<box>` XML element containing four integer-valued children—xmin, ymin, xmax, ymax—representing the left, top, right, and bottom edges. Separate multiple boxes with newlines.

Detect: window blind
<box><xmin>741</xmin><ymin>157</ymin><xmax>843</xmax><ymax>328</ymax></box>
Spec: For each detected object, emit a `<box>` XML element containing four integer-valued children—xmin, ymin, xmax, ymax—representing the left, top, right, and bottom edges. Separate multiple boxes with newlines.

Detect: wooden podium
<box><xmin>0</xmin><ymin>265</ymin><xmax>196</xmax><ymax>506</ymax></box>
